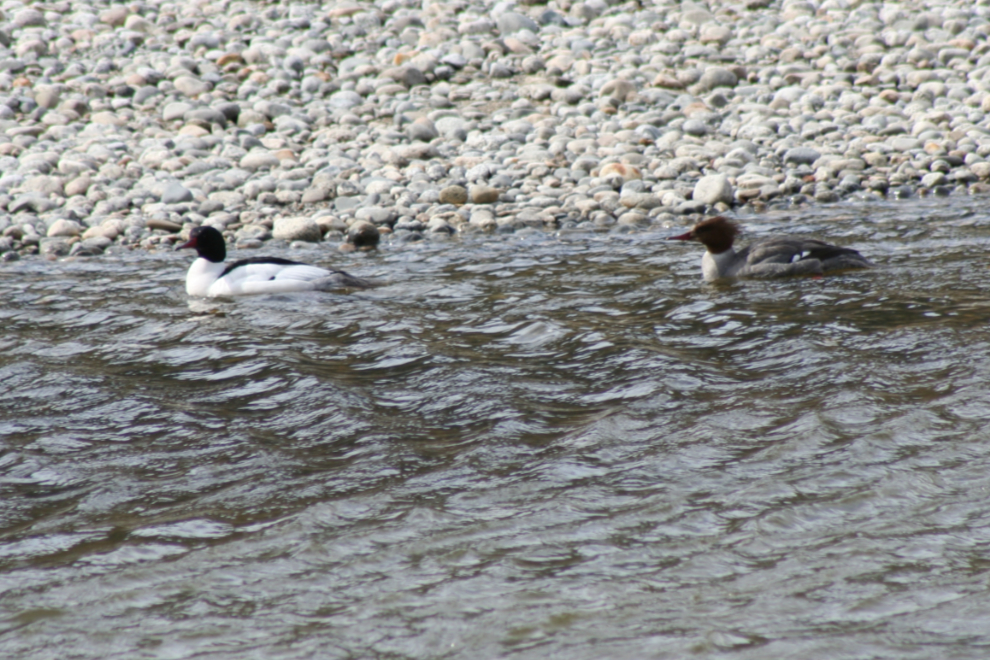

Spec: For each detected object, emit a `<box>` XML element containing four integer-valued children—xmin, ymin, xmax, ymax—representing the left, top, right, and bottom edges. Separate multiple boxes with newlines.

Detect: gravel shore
<box><xmin>2</xmin><ymin>0</ymin><xmax>990</xmax><ymax>260</ymax></box>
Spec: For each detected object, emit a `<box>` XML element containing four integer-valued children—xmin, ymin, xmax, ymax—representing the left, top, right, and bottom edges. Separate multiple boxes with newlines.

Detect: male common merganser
<box><xmin>179</xmin><ymin>225</ymin><xmax>370</xmax><ymax>297</ymax></box>
<box><xmin>667</xmin><ymin>216</ymin><xmax>874</xmax><ymax>282</ymax></box>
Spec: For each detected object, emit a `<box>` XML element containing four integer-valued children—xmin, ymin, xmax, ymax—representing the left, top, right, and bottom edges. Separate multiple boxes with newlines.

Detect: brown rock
<box><xmin>469</xmin><ymin>185</ymin><xmax>500</xmax><ymax>204</ymax></box>
<box><xmin>216</xmin><ymin>52</ymin><xmax>245</xmax><ymax>67</ymax></box>
<box><xmin>439</xmin><ymin>185</ymin><xmax>468</xmax><ymax>205</ymax></box>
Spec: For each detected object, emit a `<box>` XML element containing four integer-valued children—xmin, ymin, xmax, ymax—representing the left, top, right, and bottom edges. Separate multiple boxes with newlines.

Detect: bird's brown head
<box><xmin>667</xmin><ymin>216</ymin><xmax>739</xmax><ymax>254</ymax></box>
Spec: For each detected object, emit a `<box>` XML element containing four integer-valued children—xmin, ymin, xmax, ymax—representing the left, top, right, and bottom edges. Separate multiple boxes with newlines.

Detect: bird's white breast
<box><xmin>186</xmin><ymin>259</ymin><xmax>227</xmax><ymax>297</ymax></box>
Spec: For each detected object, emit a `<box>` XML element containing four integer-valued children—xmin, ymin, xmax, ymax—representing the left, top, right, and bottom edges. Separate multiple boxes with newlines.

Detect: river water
<box><xmin>3</xmin><ymin>198</ymin><xmax>990</xmax><ymax>659</ymax></box>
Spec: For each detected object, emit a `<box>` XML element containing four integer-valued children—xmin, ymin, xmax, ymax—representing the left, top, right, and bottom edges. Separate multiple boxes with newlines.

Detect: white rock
<box><xmin>272</xmin><ymin>217</ymin><xmax>322</xmax><ymax>242</ymax></box>
<box><xmin>240</xmin><ymin>152</ymin><xmax>281</xmax><ymax>171</ymax></box>
<box><xmin>693</xmin><ymin>174</ymin><xmax>734</xmax><ymax>205</ymax></box>
<box><xmin>47</xmin><ymin>219</ymin><xmax>82</xmax><ymax>238</ymax></box>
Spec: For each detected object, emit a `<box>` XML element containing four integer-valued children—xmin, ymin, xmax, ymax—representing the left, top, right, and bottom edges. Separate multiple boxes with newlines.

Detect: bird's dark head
<box><xmin>667</xmin><ymin>216</ymin><xmax>739</xmax><ymax>254</ymax></box>
<box><xmin>178</xmin><ymin>225</ymin><xmax>226</xmax><ymax>263</ymax></box>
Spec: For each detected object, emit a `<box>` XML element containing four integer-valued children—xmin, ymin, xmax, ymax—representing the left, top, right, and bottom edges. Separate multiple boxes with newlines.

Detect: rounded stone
<box><xmin>64</xmin><ymin>175</ymin><xmax>92</xmax><ymax>197</ymax></box>
<box><xmin>240</xmin><ymin>152</ymin><xmax>281</xmax><ymax>171</ymax></box>
<box><xmin>469</xmin><ymin>185</ymin><xmax>500</xmax><ymax>204</ymax></box>
<box><xmin>162</xmin><ymin>182</ymin><xmax>194</xmax><ymax>204</ymax></box>
<box><xmin>329</xmin><ymin>91</ymin><xmax>363</xmax><ymax>109</ymax></box>
<box><xmin>435</xmin><ymin>116</ymin><xmax>468</xmax><ymax>140</ymax></box>
<box><xmin>620</xmin><ymin>192</ymin><xmax>662</xmax><ymax>209</ymax></box>
<box><xmin>408</xmin><ymin>117</ymin><xmax>439</xmax><ymax>141</ymax></box>
<box><xmin>599</xmin><ymin>163</ymin><xmax>641</xmax><ymax>181</ymax></box>
<box><xmin>599</xmin><ymin>79</ymin><xmax>637</xmax><ymax>102</ymax></box>
<box><xmin>347</xmin><ymin>220</ymin><xmax>381</xmax><ymax>248</ymax></box>
<box><xmin>185</xmin><ymin>107</ymin><xmax>227</xmax><ymax>127</ymax></box>
<box><xmin>34</xmin><ymin>86</ymin><xmax>61</xmax><ymax>109</ymax></box>
<box><xmin>439</xmin><ymin>185</ymin><xmax>468</xmax><ymax>205</ymax></box>
<box><xmin>496</xmin><ymin>12</ymin><xmax>540</xmax><ymax>34</ymax></box>
<box><xmin>100</xmin><ymin>6</ymin><xmax>130</xmax><ymax>26</ymax></box>
<box><xmin>47</xmin><ymin>219</ymin><xmax>82</xmax><ymax>238</ymax></box>
<box><xmin>383</xmin><ymin>66</ymin><xmax>427</xmax><ymax>88</ymax></box>
<box><xmin>147</xmin><ymin>218</ymin><xmax>183</xmax><ymax>232</ymax></box>
<box><xmin>124</xmin><ymin>14</ymin><xmax>154</xmax><ymax>33</ymax></box>
<box><xmin>301</xmin><ymin>188</ymin><xmax>327</xmax><ymax>204</ymax></box>
<box><xmin>23</xmin><ymin>175</ymin><xmax>64</xmax><ymax>197</ymax></box>
<box><xmin>355</xmin><ymin>207</ymin><xmax>396</xmax><ymax>225</ymax></box>
<box><xmin>693</xmin><ymin>174</ymin><xmax>734</xmax><ymax>205</ymax></box>
<box><xmin>682</xmin><ymin>119</ymin><xmax>708</xmax><ymax>137</ymax></box>
<box><xmin>695</xmin><ymin>67</ymin><xmax>738</xmax><ymax>92</ymax></box>
<box><xmin>469</xmin><ymin>209</ymin><xmax>497</xmax><ymax>230</ymax></box>
<box><xmin>13</xmin><ymin>8</ymin><xmax>45</xmax><ymax>27</ymax></box>
<box><xmin>83</xmin><ymin>220</ymin><xmax>124</xmax><ymax>240</ymax></box>
<box><xmin>273</xmin><ymin>217</ymin><xmax>322</xmax><ymax>242</ymax></box>
<box><xmin>10</xmin><ymin>195</ymin><xmax>56</xmax><ymax>214</ymax></box>
<box><xmin>41</xmin><ymin>238</ymin><xmax>72</xmax><ymax>257</ymax></box>
<box><xmin>173</xmin><ymin>76</ymin><xmax>211</xmax><ymax>98</ymax></box>
<box><xmin>784</xmin><ymin>147</ymin><xmax>821</xmax><ymax>165</ymax></box>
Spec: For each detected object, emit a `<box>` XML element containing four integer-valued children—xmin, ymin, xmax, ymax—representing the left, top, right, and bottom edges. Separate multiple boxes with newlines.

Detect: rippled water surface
<box><xmin>4</xmin><ymin>199</ymin><xmax>990</xmax><ymax>659</ymax></box>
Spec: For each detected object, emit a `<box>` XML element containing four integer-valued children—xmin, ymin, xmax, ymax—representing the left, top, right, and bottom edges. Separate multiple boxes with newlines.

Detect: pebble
<box><xmin>161</xmin><ymin>182</ymin><xmax>194</xmax><ymax>205</ymax></box>
<box><xmin>694</xmin><ymin>175</ymin><xmax>734</xmax><ymax>206</ymax></box>
<box><xmin>147</xmin><ymin>218</ymin><xmax>182</xmax><ymax>233</ymax></box>
<box><xmin>784</xmin><ymin>148</ymin><xmax>822</xmax><ymax>166</ymax></box>
<box><xmin>47</xmin><ymin>219</ymin><xmax>81</xmax><ymax>238</ymax></box>
<box><xmin>470</xmin><ymin>209</ymin><xmax>498</xmax><ymax>231</ymax></box>
<box><xmin>273</xmin><ymin>217</ymin><xmax>321</xmax><ymax>243</ymax></box>
<box><xmin>347</xmin><ymin>220</ymin><xmax>381</xmax><ymax>248</ymax></box>
<box><xmin>408</xmin><ymin>118</ymin><xmax>439</xmax><ymax>142</ymax></box>
<box><xmin>241</xmin><ymin>153</ymin><xmax>280</xmax><ymax>171</ymax></box>
<box><xmin>0</xmin><ymin>0</ymin><xmax>988</xmax><ymax>264</ymax></box>
<box><xmin>439</xmin><ymin>185</ymin><xmax>468</xmax><ymax>206</ymax></box>
<box><xmin>497</xmin><ymin>12</ymin><xmax>540</xmax><ymax>35</ymax></box>
<box><xmin>470</xmin><ymin>185</ymin><xmax>500</xmax><ymax>204</ymax></box>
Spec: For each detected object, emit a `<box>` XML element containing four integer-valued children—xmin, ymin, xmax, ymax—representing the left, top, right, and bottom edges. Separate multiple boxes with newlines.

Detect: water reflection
<box><xmin>3</xmin><ymin>198</ymin><xmax>990</xmax><ymax>658</ymax></box>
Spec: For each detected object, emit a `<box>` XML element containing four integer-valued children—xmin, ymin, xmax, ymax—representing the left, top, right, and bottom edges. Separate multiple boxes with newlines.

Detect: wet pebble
<box><xmin>347</xmin><ymin>220</ymin><xmax>381</xmax><ymax>248</ymax></box>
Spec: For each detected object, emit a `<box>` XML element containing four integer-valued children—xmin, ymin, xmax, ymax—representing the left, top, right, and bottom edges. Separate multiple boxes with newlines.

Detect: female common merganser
<box><xmin>667</xmin><ymin>216</ymin><xmax>874</xmax><ymax>282</ymax></box>
<box><xmin>179</xmin><ymin>225</ymin><xmax>370</xmax><ymax>297</ymax></box>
